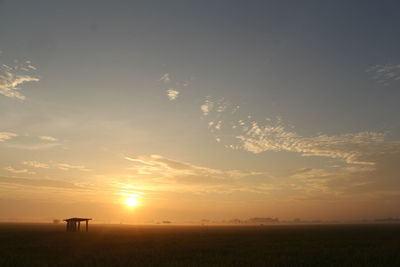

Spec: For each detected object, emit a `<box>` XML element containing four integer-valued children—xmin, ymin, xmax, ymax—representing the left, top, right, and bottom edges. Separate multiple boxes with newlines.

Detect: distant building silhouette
<box><xmin>248</xmin><ymin>217</ymin><xmax>279</xmax><ymax>224</ymax></box>
<box><xmin>64</xmin><ymin>218</ymin><xmax>92</xmax><ymax>232</ymax></box>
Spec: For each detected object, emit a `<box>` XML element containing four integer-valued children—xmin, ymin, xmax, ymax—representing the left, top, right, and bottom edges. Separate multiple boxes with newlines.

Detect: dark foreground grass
<box><xmin>0</xmin><ymin>223</ymin><xmax>399</xmax><ymax>266</ymax></box>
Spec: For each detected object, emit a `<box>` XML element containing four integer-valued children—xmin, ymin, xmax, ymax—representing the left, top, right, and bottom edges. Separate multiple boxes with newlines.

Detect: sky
<box><xmin>1</xmin><ymin>0</ymin><xmax>400</xmax><ymax>223</ymax></box>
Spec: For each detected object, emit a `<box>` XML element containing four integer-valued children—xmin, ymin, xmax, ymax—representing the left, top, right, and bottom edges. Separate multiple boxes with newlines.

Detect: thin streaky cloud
<box><xmin>38</xmin><ymin>136</ymin><xmax>58</xmax><ymax>142</ymax></box>
<box><xmin>201</xmin><ymin>97</ymin><xmax>399</xmax><ymax>166</ymax></box>
<box><xmin>22</xmin><ymin>161</ymin><xmax>50</xmax><ymax>169</ymax></box>
<box><xmin>201</xmin><ymin>99</ymin><xmax>214</xmax><ymax>116</ymax></box>
<box><xmin>0</xmin><ymin>132</ymin><xmax>17</xmax><ymax>142</ymax></box>
<box><xmin>6</xmin><ymin>143</ymin><xmax>61</xmax><ymax>150</ymax></box>
<box><xmin>0</xmin><ymin>60</ymin><xmax>39</xmax><ymax>100</ymax></box>
<box><xmin>160</xmin><ymin>73</ymin><xmax>171</xmax><ymax>83</ymax></box>
<box><xmin>123</xmin><ymin>154</ymin><xmax>275</xmax><ymax>194</ymax></box>
<box><xmin>167</xmin><ymin>89</ymin><xmax>179</xmax><ymax>100</ymax></box>
<box><xmin>4</xmin><ymin>167</ymin><xmax>35</xmax><ymax>174</ymax></box>
<box><xmin>0</xmin><ymin>176</ymin><xmax>81</xmax><ymax>189</ymax></box>
<box><xmin>122</xmin><ymin>154</ymin><xmax>389</xmax><ymax>197</ymax></box>
<box><xmin>55</xmin><ymin>163</ymin><xmax>90</xmax><ymax>172</ymax></box>
<box><xmin>234</xmin><ymin>120</ymin><xmax>393</xmax><ymax>166</ymax></box>
<box><xmin>367</xmin><ymin>64</ymin><xmax>400</xmax><ymax>85</ymax></box>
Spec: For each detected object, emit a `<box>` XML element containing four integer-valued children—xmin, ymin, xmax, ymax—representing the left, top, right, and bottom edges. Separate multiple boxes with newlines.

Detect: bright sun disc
<box><xmin>125</xmin><ymin>197</ymin><xmax>139</xmax><ymax>207</ymax></box>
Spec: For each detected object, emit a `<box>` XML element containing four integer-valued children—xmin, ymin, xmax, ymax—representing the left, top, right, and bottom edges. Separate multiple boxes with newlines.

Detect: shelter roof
<box><xmin>64</xmin><ymin>217</ymin><xmax>92</xmax><ymax>222</ymax></box>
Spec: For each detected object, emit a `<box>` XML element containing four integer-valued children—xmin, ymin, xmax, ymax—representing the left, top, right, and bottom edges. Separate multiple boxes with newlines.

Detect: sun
<box><xmin>125</xmin><ymin>197</ymin><xmax>139</xmax><ymax>208</ymax></box>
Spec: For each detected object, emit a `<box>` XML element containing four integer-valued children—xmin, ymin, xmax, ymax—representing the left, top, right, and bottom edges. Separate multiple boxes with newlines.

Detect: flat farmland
<box><xmin>0</xmin><ymin>223</ymin><xmax>399</xmax><ymax>266</ymax></box>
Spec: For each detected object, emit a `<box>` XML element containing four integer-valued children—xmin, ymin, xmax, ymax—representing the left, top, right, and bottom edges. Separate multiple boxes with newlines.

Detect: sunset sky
<box><xmin>1</xmin><ymin>0</ymin><xmax>400</xmax><ymax>223</ymax></box>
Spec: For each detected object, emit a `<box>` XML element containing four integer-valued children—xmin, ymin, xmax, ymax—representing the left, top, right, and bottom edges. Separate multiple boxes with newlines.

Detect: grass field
<box><xmin>0</xmin><ymin>223</ymin><xmax>399</xmax><ymax>266</ymax></box>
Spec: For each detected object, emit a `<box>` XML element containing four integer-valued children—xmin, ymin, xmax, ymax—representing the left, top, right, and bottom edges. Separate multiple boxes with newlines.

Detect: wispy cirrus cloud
<box><xmin>124</xmin><ymin>154</ymin><xmax>271</xmax><ymax>193</ymax></box>
<box><xmin>0</xmin><ymin>132</ymin><xmax>17</xmax><ymax>142</ymax></box>
<box><xmin>38</xmin><ymin>136</ymin><xmax>58</xmax><ymax>142</ymax></box>
<box><xmin>201</xmin><ymin>97</ymin><xmax>239</xmax><ymax>118</ymax></box>
<box><xmin>126</xmin><ymin>154</ymin><xmax>219</xmax><ymax>175</ymax></box>
<box><xmin>4</xmin><ymin>167</ymin><xmax>35</xmax><ymax>175</ymax></box>
<box><xmin>3</xmin><ymin>134</ymin><xmax>62</xmax><ymax>150</ymax></box>
<box><xmin>159</xmin><ymin>72</ymin><xmax>192</xmax><ymax>101</ymax></box>
<box><xmin>287</xmin><ymin>157</ymin><xmax>400</xmax><ymax>199</ymax></box>
<box><xmin>200</xmin><ymin>97</ymin><xmax>400</xmax><ymax>166</ymax></box>
<box><xmin>0</xmin><ymin>60</ymin><xmax>39</xmax><ymax>100</ymax></box>
<box><xmin>6</xmin><ymin>143</ymin><xmax>61</xmax><ymax>150</ymax></box>
<box><xmin>21</xmin><ymin>160</ymin><xmax>87</xmax><ymax>171</ymax></box>
<box><xmin>0</xmin><ymin>176</ymin><xmax>81</xmax><ymax>189</ymax></box>
<box><xmin>367</xmin><ymin>64</ymin><xmax>400</xmax><ymax>85</ymax></box>
<box><xmin>160</xmin><ymin>73</ymin><xmax>171</xmax><ymax>83</ymax></box>
<box><xmin>55</xmin><ymin>163</ymin><xmax>90</xmax><ymax>172</ymax></box>
<box><xmin>123</xmin><ymin>151</ymin><xmax>400</xmax><ymax>200</ymax></box>
<box><xmin>166</xmin><ymin>89</ymin><xmax>179</xmax><ymax>100</ymax></box>
<box><xmin>234</xmin><ymin>120</ymin><xmax>393</xmax><ymax>166</ymax></box>
<box><xmin>22</xmin><ymin>161</ymin><xmax>50</xmax><ymax>169</ymax></box>
<box><xmin>201</xmin><ymin>99</ymin><xmax>213</xmax><ymax>116</ymax></box>
<box><xmin>123</xmin><ymin>154</ymin><xmax>384</xmax><ymax>199</ymax></box>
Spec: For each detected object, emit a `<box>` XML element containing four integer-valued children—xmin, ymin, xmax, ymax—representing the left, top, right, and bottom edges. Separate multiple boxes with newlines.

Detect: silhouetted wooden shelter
<box><xmin>64</xmin><ymin>218</ymin><xmax>92</xmax><ymax>232</ymax></box>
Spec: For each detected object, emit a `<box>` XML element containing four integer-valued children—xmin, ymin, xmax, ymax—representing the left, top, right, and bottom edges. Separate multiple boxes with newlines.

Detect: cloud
<box><xmin>126</xmin><ymin>154</ymin><xmax>213</xmax><ymax>173</ymax></box>
<box><xmin>199</xmin><ymin>104</ymin><xmax>400</xmax><ymax>199</ymax></box>
<box><xmin>21</xmin><ymin>160</ymin><xmax>88</xmax><ymax>171</ymax></box>
<box><xmin>160</xmin><ymin>73</ymin><xmax>171</xmax><ymax>83</ymax></box>
<box><xmin>125</xmin><ymin>156</ymin><xmax>154</xmax><ymax>165</ymax></box>
<box><xmin>121</xmin><ymin>88</ymin><xmax>400</xmax><ymax>201</ymax></box>
<box><xmin>20</xmin><ymin>160</ymin><xmax>89</xmax><ymax>172</ymax></box>
<box><xmin>166</xmin><ymin>89</ymin><xmax>179</xmax><ymax>100</ymax></box>
<box><xmin>55</xmin><ymin>163</ymin><xmax>90</xmax><ymax>171</ymax></box>
<box><xmin>0</xmin><ymin>132</ymin><xmax>17</xmax><ymax>142</ymax></box>
<box><xmin>201</xmin><ymin>99</ymin><xmax>214</xmax><ymax>116</ymax></box>
<box><xmin>367</xmin><ymin>64</ymin><xmax>400</xmax><ymax>85</ymax></box>
<box><xmin>200</xmin><ymin>97</ymin><xmax>239</xmax><ymax>118</ymax></box>
<box><xmin>0</xmin><ymin>62</ymin><xmax>39</xmax><ymax>100</ymax></box>
<box><xmin>124</xmin><ymin>154</ymin><xmax>272</xmax><ymax>193</ymax></box>
<box><xmin>4</xmin><ymin>167</ymin><xmax>35</xmax><ymax>175</ymax></box>
<box><xmin>290</xmin><ymin>168</ymin><xmax>333</xmax><ymax>182</ymax></box>
<box><xmin>38</xmin><ymin>136</ymin><xmax>58</xmax><ymax>142</ymax></box>
<box><xmin>0</xmin><ymin>176</ymin><xmax>80</xmax><ymax>189</ymax></box>
<box><xmin>5</xmin><ymin>143</ymin><xmax>61</xmax><ymax>150</ymax></box>
<box><xmin>200</xmin><ymin>97</ymin><xmax>400</xmax><ymax>167</ymax></box>
<box><xmin>288</xmin><ymin>153</ymin><xmax>400</xmax><ymax>199</ymax></box>
<box><xmin>1</xmin><ymin>133</ymin><xmax>61</xmax><ymax>150</ymax></box>
<box><xmin>22</xmin><ymin>161</ymin><xmax>50</xmax><ymax>169</ymax></box>
<box><xmin>159</xmin><ymin>72</ymin><xmax>192</xmax><ymax>101</ymax></box>
<box><xmin>196</xmin><ymin>97</ymin><xmax>400</xmax><ymax>202</ymax></box>
<box><xmin>290</xmin><ymin>168</ymin><xmax>314</xmax><ymax>176</ymax></box>
<box><xmin>234</xmin><ymin>119</ymin><xmax>397</xmax><ymax>166</ymax></box>
<box><xmin>122</xmin><ymin>152</ymin><xmax>400</xmax><ymax>200</ymax></box>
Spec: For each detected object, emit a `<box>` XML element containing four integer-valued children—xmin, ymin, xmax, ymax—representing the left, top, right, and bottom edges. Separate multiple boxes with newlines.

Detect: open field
<box><xmin>0</xmin><ymin>223</ymin><xmax>400</xmax><ymax>266</ymax></box>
